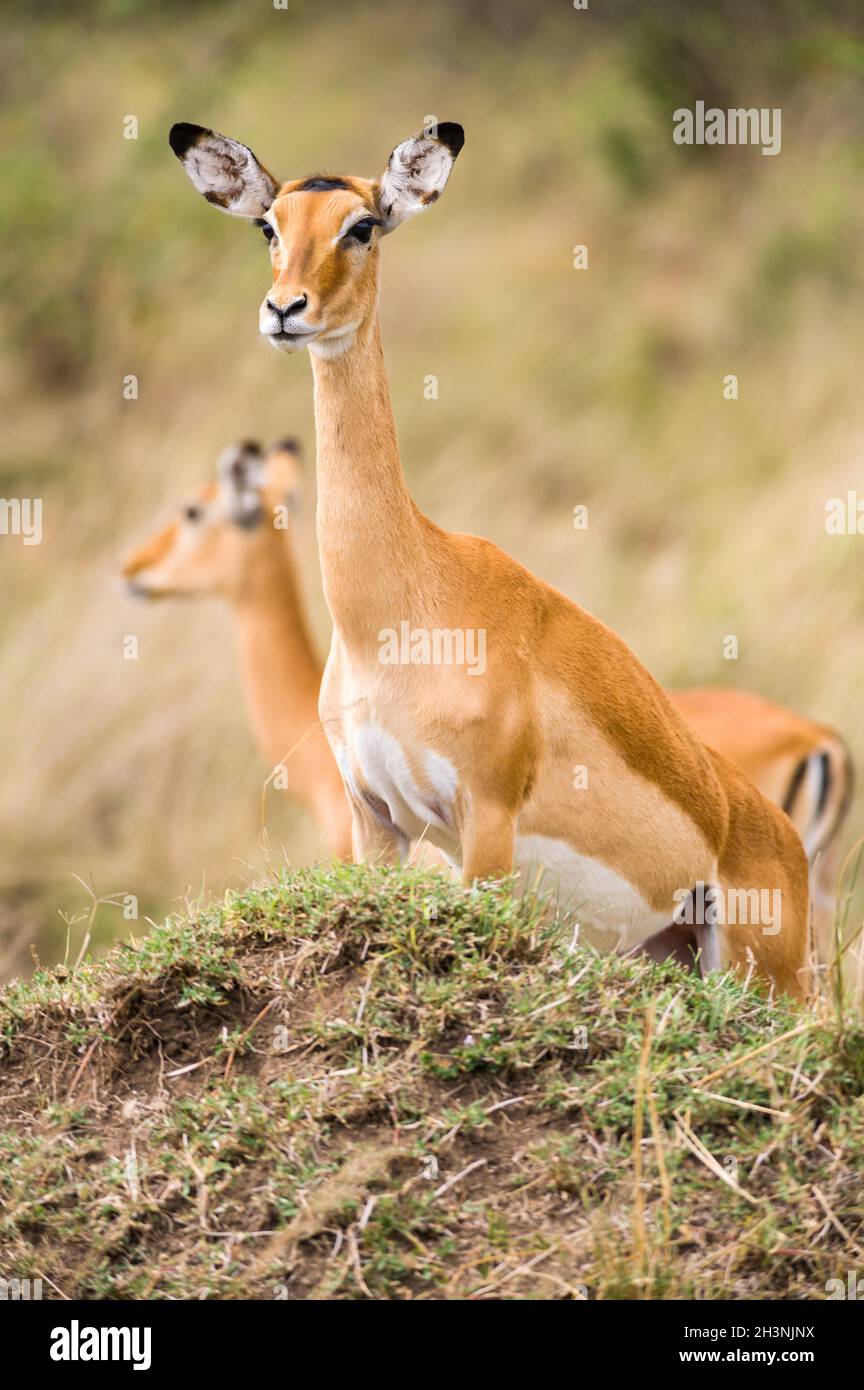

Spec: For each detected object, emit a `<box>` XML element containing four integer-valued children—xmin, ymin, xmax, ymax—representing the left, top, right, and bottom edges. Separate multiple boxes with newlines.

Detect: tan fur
<box><xmin>671</xmin><ymin>687</ymin><xmax>853</xmax><ymax>966</ymax></box>
<box><xmin>170</xmin><ymin>122</ymin><xmax>813</xmax><ymax>998</ymax></box>
<box><xmin>121</xmin><ymin>447</ymin><xmax>353</xmax><ymax>859</ymax></box>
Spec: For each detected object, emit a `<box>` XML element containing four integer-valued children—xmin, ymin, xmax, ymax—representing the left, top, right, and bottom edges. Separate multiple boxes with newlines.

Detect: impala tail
<box><xmin>783</xmin><ymin>734</ymin><xmax>854</xmax><ymax>863</ymax></box>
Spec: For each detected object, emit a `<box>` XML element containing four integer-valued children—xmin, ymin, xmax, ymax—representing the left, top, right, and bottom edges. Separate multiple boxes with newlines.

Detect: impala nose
<box><xmin>267</xmin><ymin>293</ymin><xmax>308</xmax><ymax>320</ymax></box>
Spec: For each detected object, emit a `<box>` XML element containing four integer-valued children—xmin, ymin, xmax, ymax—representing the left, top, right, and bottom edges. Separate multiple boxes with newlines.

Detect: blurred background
<box><xmin>2</xmin><ymin>0</ymin><xmax>863</xmax><ymax>978</ymax></box>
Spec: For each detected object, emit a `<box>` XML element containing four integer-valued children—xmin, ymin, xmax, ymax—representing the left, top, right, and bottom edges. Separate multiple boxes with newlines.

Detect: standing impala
<box><xmin>121</xmin><ymin>440</ymin><xmax>353</xmax><ymax>860</ymax></box>
<box><xmin>123</xmin><ymin>448</ymin><xmax>851</xmax><ymax>964</ymax></box>
<box><xmin>122</xmin><ymin>450</ymin><xmax>852</xmax><ymax>966</ymax></box>
<box><xmin>169</xmin><ymin>119</ymin><xmax>812</xmax><ymax>996</ymax></box>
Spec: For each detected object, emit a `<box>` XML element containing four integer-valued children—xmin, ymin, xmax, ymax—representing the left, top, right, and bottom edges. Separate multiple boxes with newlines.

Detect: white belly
<box><xmin>336</xmin><ymin>723</ymin><xmax>672</xmax><ymax>950</ymax></box>
<box><xmin>514</xmin><ymin>833</ymin><xmax>672</xmax><ymax>951</ymax></box>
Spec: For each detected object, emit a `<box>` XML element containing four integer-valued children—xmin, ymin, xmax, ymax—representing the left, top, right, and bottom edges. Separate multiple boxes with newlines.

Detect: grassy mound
<box><xmin>1</xmin><ymin>865</ymin><xmax>863</xmax><ymax>1300</ymax></box>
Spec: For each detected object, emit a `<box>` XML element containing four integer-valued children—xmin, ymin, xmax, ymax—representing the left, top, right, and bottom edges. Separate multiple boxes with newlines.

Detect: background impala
<box><xmin>120</xmin><ymin>439</ymin><xmax>353</xmax><ymax>862</ymax></box>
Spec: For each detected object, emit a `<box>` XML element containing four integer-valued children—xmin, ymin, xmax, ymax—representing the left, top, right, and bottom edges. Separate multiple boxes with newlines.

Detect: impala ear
<box><xmin>265</xmin><ymin>439</ymin><xmax>303</xmax><ymax>513</ymax></box>
<box><xmin>378</xmin><ymin>122</ymin><xmax>464</xmax><ymax>233</ymax></box>
<box><xmin>217</xmin><ymin>441</ymin><xmax>266</xmax><ymax>527</ymax></box>
<box><xmin>169</xmin><ymin>123</ymin><xmax>280</xmax><ymax>218</ymax></box>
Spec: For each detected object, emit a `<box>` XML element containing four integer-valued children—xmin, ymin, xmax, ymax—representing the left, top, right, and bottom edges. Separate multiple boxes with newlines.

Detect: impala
<box><xmin>169</xmin><ymin>119</ymin><xmax>812</xmax><ymax>996</ymax></box>
<box><xmin>670</xmin><ymin>687</ymin><xmax>853</xmax><ymax>967</ymax></box>
<box><xmin>121</xmin><ymin>440</ymin><xmax>353</xmax><ymax>860</ymax></box>
<box><xmin>122</xmin><ymin>446</ymin><xmax>851</xmax><ymax>965</ymax></box>
<box><xmin>123</xmin><ymin>447</ymin><xmax>851</xmax><ymax>965</ymax></box>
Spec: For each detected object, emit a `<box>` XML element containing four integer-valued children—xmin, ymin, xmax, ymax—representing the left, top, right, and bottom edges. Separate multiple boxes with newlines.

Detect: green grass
<box><xmin>2</xmin><ymin>865</ymin><xmax>863</xmax><ymax>1299</ymax></box>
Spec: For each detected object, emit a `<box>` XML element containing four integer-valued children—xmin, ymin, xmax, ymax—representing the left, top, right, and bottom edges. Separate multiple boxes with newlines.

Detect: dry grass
<box><xmin>1</xmin><ymin>865</ymin><xmax>863</xmax><ymax>1300</ymax></box>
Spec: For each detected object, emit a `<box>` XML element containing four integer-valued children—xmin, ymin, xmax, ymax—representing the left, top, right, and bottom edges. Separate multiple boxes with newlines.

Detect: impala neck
<box><xmin>229</xmin><ymin>541</ymin><xmax>345</xmax><ymax>834</ymax></box>
<box><xmin>310</xmin><ymin>315</ymin><xmax>429</xmax><ymax>641</ymax></box>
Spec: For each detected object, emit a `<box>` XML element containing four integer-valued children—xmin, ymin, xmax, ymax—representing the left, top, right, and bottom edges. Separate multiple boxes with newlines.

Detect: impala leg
<box><xmin>693</xmin><ymin>918</ymin><xmax>722</xmax><ymax>974</ymax></box>
<box><xmin>460</xmin><ymin>798</ymin><xmax>516</xmax><ymax>884</ymax></box>
<box><xmin>635</xmin><ymin>883</ymin><xmax>724</xmax><ymax>976</ymax></box>
<box><xmin>717</xmin><ymin>869</ymin><xmax>810</xmax><ymax>1001</ymax></box>
<box><xmin>350</xmin><ymin>801</ymin><xmax>408</xmax><ymax>867</ymax></box>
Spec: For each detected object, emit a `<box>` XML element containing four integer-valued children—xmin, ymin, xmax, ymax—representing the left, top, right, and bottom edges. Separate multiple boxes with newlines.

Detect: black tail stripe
<box><xmin>816</xmin><ymin>751</ymin><xmax>831</xmax><ymax>818</ymax></box>
<box><xmin>782</xmin><ymin>757</ymin><xmax>808</xmax><ymax>817</ymax></box>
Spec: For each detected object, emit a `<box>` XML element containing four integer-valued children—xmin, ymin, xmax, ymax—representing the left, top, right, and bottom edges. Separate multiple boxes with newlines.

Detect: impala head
<box><xmin>121</xmin><ymin>439</ymin><xmax>303</xmax><ymax>600</ymax></box>
<box><xmin>168</xmin><ymin>120</ymin><xmax>465</xmax><ymax>357</ymax></box>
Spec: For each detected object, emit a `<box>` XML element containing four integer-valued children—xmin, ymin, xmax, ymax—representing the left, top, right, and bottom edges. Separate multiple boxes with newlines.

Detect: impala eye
<box><xmin>345</xmin><ymin>217</ymin><xmax>378</xmax><ymax>245</ymax></box>
<box><xmin>260</xmin><ymin>222</ymin><xmax>276</xmax><ymax>243</ymax></box>
<box><xmin>183</xmin><ymin>504</ymin><xmax>203</xmax><ymax>523</ymax></box>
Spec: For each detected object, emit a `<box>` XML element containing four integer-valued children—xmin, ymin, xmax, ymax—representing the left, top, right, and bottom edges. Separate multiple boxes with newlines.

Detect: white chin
<box><xmin>266</xmin><ymin>334</ymin><xmax>308</xmax><ymax>354</ymax></box>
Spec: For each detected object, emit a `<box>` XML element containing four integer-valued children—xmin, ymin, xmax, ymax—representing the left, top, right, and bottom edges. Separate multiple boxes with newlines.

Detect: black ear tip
<box><xmin>436</xmin><ymin>123</ymin><xmax>465</xmax><ymax>157</ymax></box>
<box><xmin>169</xmin><ymin>122</ymin><xmax>208</xmax><ymax>157</ymax></box>
<box><xmin>271</xmin><ymin>437</ymin><xmax>301</xmax><ymax>456</ymax></box>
